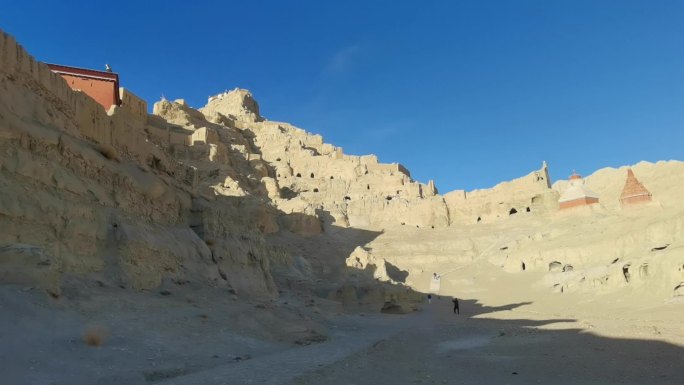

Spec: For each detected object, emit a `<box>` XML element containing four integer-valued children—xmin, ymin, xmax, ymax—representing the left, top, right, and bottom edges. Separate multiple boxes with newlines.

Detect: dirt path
<box><xmin>288</xmin><ymin>302</ymin><xmax>684</xmax><ymax>385</ymax></box>
<box><xmin>159</xmin><ymin>312</ymin><xmax>422</xmax><ymax>385</ymax></box>
<box><xmin>3</xmin><ymin>286</ymin><xmax>682</xmax><ymax>385</ymax></box>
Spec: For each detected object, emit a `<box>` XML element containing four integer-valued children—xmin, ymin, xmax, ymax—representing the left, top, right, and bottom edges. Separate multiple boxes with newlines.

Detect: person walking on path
<box><xmin>427</xmin><ymin>294</ymin><xmax>432</xmax><ymax>304</ymax></box>
<box><xmin>452</xmin><ymin>297</ymin><xmax>460</xmax><ymax>314</ymax></box>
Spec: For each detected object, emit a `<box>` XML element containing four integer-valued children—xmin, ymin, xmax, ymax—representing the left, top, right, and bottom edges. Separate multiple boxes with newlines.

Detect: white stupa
<box><xmin>558</xmin><ymin>171</ymin><xmax>599</xmax><ymax>210</ymax></box>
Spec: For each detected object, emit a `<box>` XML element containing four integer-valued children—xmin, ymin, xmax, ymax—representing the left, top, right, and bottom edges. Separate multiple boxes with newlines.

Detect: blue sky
<box><xmin>2</xmin><ymin>1</ymin><xmax>682</xmax><ymax>192</ymax></box>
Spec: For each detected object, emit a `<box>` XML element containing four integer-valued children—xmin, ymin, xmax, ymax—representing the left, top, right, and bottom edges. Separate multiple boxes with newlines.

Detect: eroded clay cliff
<box><xmin>1</xmin><ymin>28</ymin><xmax>682</xmax><ymax>307</ymax></box>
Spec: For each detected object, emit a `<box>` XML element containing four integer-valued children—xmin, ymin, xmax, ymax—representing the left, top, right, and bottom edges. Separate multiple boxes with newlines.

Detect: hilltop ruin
<box><xmin>1</xmin><ymin>27</ymin><xmax>683</xmax><ymax>306</ymax></box>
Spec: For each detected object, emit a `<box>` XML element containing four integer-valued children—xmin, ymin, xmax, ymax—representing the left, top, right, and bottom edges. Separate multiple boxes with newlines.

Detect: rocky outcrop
<box><xmin>0</xmin><ymin>28</ymin><xmax>450</xmax><ymax>299</ymax></box>
<box><xmin>202</xmin><ymin>88</ymin><xmax>262</xmax><ymax>123</ymax></box>
<box><xmin>345</xmin><ymin>247</ymin><xmax>390</xmax><ymax>282</ymax></box>
<box><xmin>363</xmin><ymin>160</ymin><xmax>684</xmax><ymax>300</ymax></box>
<box><xmin>2</xmin><ymin>28</ymin><xmax>682</xmax><ymax>306</ymax></box>
<box><xmin>0</xmin><ymin>29</ymin><xmax>278</xmax><ymax>297</ymax></box>
<box><xmin>444</xmin><ymin>162</ymin><xmax>556</xmax><ymax>224</ymax></box>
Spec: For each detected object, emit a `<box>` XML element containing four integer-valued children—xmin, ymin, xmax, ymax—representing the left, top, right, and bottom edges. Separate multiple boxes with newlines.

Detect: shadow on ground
<box><xmin>288</xmin><ymin>292</ymin><xmax>684</xmax><ymax>384</ymax></box>
<box><xmin>282</xmin><ymin>223</ymin><xmax>684</xmax><ymax>385</ymax></box>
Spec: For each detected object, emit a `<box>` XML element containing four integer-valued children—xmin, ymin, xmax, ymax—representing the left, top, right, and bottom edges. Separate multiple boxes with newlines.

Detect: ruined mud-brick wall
<box><xmin>169</xmin><ymin>91</ymin><xmax>450</xmax><ymax>230</ymax></box>
<box><xmin>155</xmin><ymin>88</ymin><xmax>684</xmax><ymax>300</ymax></box>
<box><xmin>0</xmin><ymin>30</ymin><xmax>178</xmax><ymax>169</ymax></box>
<box><xmin>0</xmin><ymin>29</ymin><xmax>282</xmax><ymax>298</ymax></box>
<box><xmin>148</xmin><ymin>95</ymin><xmax>440</xmax><ymax>232</ymax></box>
<box><xmin>0</xmin><ymin>29</ymin><xmax>212</xmax><ymax>291</ymax></box>
<box><xmin>119</xmin><ymin>87</ymin><xmax>147</xmax><ymax>122</ymax></box>
<box><xmin>191</xmin><ymin>90</ymin><xmax>570</xmax><ymax>229</ymax></box>
<box><xmin>444</xmin><ymin>163</ymin><xmax>557</xmax><ymax>224</ymax></box>
<box><xmin>241</xmin><ymin>120</ymin><xmax>447</xmax><ymax>229</ymax></box>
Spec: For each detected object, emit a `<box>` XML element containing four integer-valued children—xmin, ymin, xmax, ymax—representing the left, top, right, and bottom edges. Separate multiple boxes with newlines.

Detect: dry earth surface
<box><xmin>3</xmin><ymin>265</ymin><xmax>682</xmax><ymax>385</ymax></box>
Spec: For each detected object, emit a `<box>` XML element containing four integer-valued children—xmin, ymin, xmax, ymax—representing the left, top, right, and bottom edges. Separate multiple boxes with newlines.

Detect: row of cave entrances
<box><xmin>476</xmin><ymin>207</ymin><xmax>532</xmax><ymax>223</ymax></box>
<box><xmin>283</xmin><ymin>176</ymin><xmax>538</xmax><ymax>219</ymax></box>
<box><xmin>274</xmin><ymin>172</ymin><xmax>334</xmax><ymax>179</ymax></box>
<box><xmin>548</xmin><ymin>259</ymin><xmax>651</xmax><ymax>283</ymax></box>
<box><xmin>292</xmin><ymin>172</ymin><xmax>339</xmax><ymax>180</ymax></box>
<box><xmin>294</xmin><ymin>172</ymin><xmax>318</xmax><ymax>178</ymax></box>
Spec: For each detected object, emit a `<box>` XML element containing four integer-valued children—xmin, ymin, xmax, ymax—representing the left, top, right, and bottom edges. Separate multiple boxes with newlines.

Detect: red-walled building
<box><xmin>47</xmin><ymin>64</ymin><xmax>121</xmax><ymax>110</ymax></box>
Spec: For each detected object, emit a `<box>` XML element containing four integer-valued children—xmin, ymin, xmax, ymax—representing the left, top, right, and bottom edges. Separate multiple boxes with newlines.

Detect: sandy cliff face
<box><xmin>360</xmin><ymin>160</ymin><xmax>684</xmax><ymax>301</ymax></box>
<box><xmin>0</xmin><ymin>29</ymin><xmax>449</xmax><ymax>300</ymax></box>
<box><xmin>0</xmin><ymin>30</ymin><xmax>280</xmax><ymax>297</ymax></box>
<box><xmin>1</xmin><ymin>28</ymin><xmax>682</xmax><ymax>306</ymax></box>
<box><xmin>444</xmin><ymin>162</ymin><xmax>557</xmax><ymax>224</ymax></box>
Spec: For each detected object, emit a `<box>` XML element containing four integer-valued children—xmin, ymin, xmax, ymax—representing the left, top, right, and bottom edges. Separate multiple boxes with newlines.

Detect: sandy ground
<box><xmin>3</xmin><ymin>221</ymin><xmax>683</xmax><ymax>385</ymax></box>
<box><xmin>291</xmin><ymin>300</ymin><xmax>684</xmax><ymax>385</ymax></box>
<box><xmin>0</xmin><ymin>283</ymin><xmax>330</xmax><ymax>385</ymax></box>
<box><xmin>2</xmin><ymin>273</ymin><xmax>682</xmax><ymax>385</ymax></box>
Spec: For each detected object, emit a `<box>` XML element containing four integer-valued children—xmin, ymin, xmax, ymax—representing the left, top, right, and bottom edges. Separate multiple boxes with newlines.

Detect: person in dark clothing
<box><xmin>452</xmin><ymin>297</ymin><xmax>460</xmax><ymax>314</ymax></box>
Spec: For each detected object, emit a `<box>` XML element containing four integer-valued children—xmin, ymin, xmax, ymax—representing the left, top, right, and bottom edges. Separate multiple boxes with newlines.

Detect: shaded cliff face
<box><xmin>0</xmin><ymin>28</ymin><xmax>448</xmax><ymax>300</ymax></box>
<box><xmin>0</xmin><ymin>27</ymin><xmax>394</xmax><ymax>301</ymax></box>
<box><xmin>1</xmin><ymin>27</ymin><xmax>682</xmax><ymax>306</ymax></box>
<box><xmin>0</xmin><ymin>30</ymin><xmax>281</xmax><ymax>298</ymax></box>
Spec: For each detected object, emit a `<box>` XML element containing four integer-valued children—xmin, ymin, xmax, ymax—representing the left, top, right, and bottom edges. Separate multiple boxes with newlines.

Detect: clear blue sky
<box><xmin>2</xmin><ymin>1</ymin><xmax>682</xmax><ymax>192</ymax></box>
